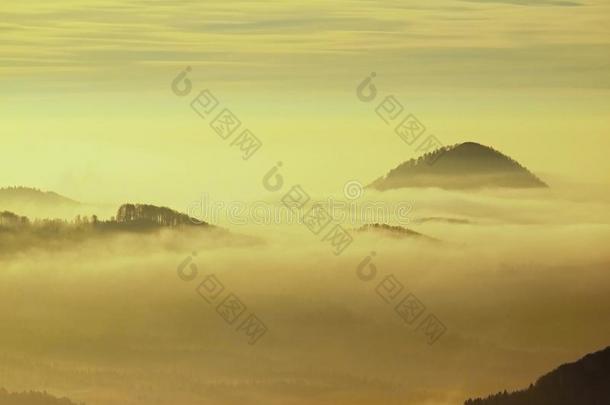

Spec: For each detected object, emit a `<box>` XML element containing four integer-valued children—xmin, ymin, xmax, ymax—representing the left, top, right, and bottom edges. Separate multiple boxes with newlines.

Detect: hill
<box><xmin>465</xmin><ymin>346</ymin><xmax>610</xmax><ymax>405</ymax></box>
<box><xmin>1</xmin><ymin>203</ymin><xmax>209</xmax><ymax>234</ymax></box>
<box><xmin>0</xmin><ymin>187</ymin><xmax>81</xmax><ymax>218</ymax></box>
<box><xmin>109</xmin><ymin>203</ymin><xmax>209</xmax><ymax>229</ymax></box>
<box><xmin>0</xmin><ymin>203</ymin><xmax>212</xmax><ymax>254</ymax></box>
<box><xmin>368</xmin><ymin>142</ymin><xmax>547</xmax><ymax>190</ymax></box>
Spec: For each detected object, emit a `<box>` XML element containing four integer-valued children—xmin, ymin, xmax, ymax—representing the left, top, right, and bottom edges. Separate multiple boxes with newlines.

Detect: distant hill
<box><xmin>368</xmin><ymin>142</ymin><xmax>547</xmax><ymax>190</ymax></box>
<box><xmin>0</xmin><ymin>187</ymin><xmax>78</xmax><ymax>206</ymax></box>
<box><xmin>356</xmin><ymin>223</ymin><xmax>439</xmax><ymax>242</ymax></box>
<box><xmin>0</xmin><ymin>187</ymin><xmax>81</xmax><ymax>218</ymax></box>
<box><xmin>0</xmin><ymin>388</ymin><xmax>82</xmax><ymax>405</ymax></box>
<box><xmin>465</xmin><ymin>346</ymin><xmax>610</xmax><ymax>405</ymax></box>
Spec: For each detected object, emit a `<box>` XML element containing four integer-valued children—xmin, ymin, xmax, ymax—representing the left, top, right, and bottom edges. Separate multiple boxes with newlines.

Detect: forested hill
<box><xmin>368</xmin><ymin>142</ymin><xmax>547</xmax><ymax>190</ymax></box>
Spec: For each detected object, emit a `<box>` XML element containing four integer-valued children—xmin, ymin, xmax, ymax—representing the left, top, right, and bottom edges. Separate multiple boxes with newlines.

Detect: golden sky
<box><xmin>1</xmin><ymin>0</ymin><xmax>609</xmax><ymax>206</ymax></box>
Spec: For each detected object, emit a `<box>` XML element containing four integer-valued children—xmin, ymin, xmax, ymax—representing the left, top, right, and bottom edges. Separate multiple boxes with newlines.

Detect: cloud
<box><xmin>0</xmin><ymin>0</ymin><xmax>606</xmax><ymax>93</ymax></box>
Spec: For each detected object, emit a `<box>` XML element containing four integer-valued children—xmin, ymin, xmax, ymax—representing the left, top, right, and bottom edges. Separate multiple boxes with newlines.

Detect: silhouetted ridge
<box><xmin>0</xmin><ymin>204</ymin><xmax>207</xmax><ymax>233</ymax></box>
<box><xmin>413</xmin><ymin>216</ymin><xmax>473</xmax><ymax>225</ymax></box>
<box><xmin>369</xmin><ymin>142</ymin><xmax>547</xmax><ymax>190</ymax></box>
<box><xmin>465</xmin><ymin>346</ymin><xmax>610</xmax><ymax>405</ymax></box>
<box><xmin>0</xmin><ymin>388</ymin><xmax>83</xmax><ymax>405</ymax></box>
<box><xmin>0</xmin><ymin>204</ymin><xmax>212</xmax><ymax>253</ymax></box>
<box><xmin>357</xmin><ymin>223</ymin><xmax>439</xmax><ymax>242</ymax></box>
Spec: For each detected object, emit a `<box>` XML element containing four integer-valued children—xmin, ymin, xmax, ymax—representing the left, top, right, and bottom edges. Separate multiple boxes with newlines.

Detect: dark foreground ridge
<box><xmin>368</xmin><ymin>142</ymin><xmax>548</xmax><ymax>190</ymax></box>
<box><xmin>464</xmin><ymin>346</ymin><xmax>610</xmax><ymax>405</ymax></box>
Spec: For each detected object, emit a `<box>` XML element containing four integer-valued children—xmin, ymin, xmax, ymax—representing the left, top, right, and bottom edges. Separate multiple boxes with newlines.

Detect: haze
<box><xmin>1</xmin><ymin>1</ymin><xmax>609</xmax><ymax>405</ymax></box>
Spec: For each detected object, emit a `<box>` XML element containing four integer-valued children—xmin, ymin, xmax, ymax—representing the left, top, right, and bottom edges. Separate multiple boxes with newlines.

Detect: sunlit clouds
<box><xmin>1</xmin><ymin>0</ymin><xmax>609</xmax><ymax>91</ymax></box>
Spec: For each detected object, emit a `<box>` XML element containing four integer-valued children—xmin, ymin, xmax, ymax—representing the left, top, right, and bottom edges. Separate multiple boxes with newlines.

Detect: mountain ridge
<box><xmin>0</xmin><ymin>186</ymin><xmax>79</xmax><ymax>205</ymax></box>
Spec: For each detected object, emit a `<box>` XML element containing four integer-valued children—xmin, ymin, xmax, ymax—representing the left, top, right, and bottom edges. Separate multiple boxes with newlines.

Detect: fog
<box><xmin>1</xmin><ymin>184</ymin><xmax>609</xmax><ymax>405</ymax></box>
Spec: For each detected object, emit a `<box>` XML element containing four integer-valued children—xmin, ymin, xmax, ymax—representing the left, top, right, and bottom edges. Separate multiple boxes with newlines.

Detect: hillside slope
<box><xmin>465</xmin><ymin>346</ymin><xmax>610</xmax><ymax>405</ymax></box>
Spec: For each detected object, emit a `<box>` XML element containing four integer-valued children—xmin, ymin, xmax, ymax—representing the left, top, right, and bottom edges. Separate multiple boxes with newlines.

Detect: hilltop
<box><xmin>368</xmin><ymin>142</ymin><xmax>547</xmax><ymax>190</ymax></box>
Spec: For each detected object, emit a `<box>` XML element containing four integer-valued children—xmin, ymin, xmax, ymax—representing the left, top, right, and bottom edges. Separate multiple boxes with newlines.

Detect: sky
<box><xmin>1</xmin><ymin>0</ymin><xmax>609</xmax><ymax>209</ymax></box>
